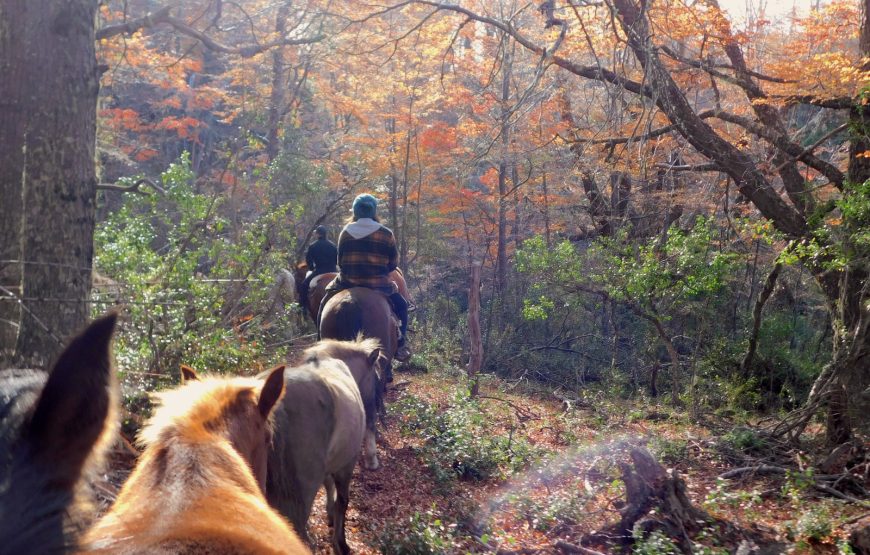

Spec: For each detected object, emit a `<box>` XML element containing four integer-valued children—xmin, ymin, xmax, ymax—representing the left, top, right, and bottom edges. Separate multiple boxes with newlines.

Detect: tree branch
<box><xmin>95</xmin><ymin>6</ymin><xmax>173</xmax><ymax>40</ymax></box>
<box><xmin>653</xmin><ymin>162</ymin><xmax>722</xmax><ymax>172</ymax></box>
<box><xmin>97</xmin><ymin>177</ymin><xmax>166</xmax><ymax>196</ymax></box>
<box><xmin>660</xmin><ymin>45</ymin><xmax>796</xmax><ymax>85</ymax></box>
<box><xmin>712</xmin><ymin>111</ymin><xmax>845</xmax><ymax>188</ymax></box>
<box><xmin>96</xmin><ymin>5</ymin><xmax>324</xmax><ymax>57</ymax></box>
<box><xmin>770</xmin><ymin>95</ymin><xmax>853</xmax><ymax>110</ymax></box>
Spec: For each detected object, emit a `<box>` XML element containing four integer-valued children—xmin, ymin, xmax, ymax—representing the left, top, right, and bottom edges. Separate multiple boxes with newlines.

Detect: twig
<box><xmin>719</xmin><ymin>465</ymin><xmax>791</xmax><ymax>479</ymax></box>
<box><xmin>554</xmin><ymin>540</ymin><xmax>607</xmax><ymax>555</ymax></box>
<box><xmin>476</xmin><ymin>394</ymin><xmax>537</xmax><ymax>421</ymax></box>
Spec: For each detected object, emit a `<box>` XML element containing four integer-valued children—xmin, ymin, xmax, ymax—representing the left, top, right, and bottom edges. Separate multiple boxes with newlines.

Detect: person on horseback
<box><xmin>323</xmin><ymin>193</ymin><xmax>411</xmax><ymax>362</ymax></box>
<box><xmin>299</xmin><ymin>225</ymin><xmax>337</xmax><ymax>309</ymax></box>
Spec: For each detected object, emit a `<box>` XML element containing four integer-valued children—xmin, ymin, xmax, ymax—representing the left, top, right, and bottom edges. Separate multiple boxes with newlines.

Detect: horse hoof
<box><xmin>364</xmin><ymin>458</ymin><xmax>380</xmax><ymax>471</ymax></box>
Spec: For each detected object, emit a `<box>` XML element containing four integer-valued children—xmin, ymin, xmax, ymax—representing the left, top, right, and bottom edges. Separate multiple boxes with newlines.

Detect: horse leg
<box><xmin>278</xmin><ymin>479</ymin><xmax>320</xmax><ymax>547</ymax></box>
<box><xmin>324</xmin><ymin>476</ymin><xmax>336</xmax><ymax>528</ymax></box>
<box><xmin>331</xmin><ymin>463</ymin><xmax>355</xmax><ymax>555</ymax></box>
<box><xmin>362</xmin><ymin>392</ymin><xmax>380</xmax><ymax>470</ymax></box>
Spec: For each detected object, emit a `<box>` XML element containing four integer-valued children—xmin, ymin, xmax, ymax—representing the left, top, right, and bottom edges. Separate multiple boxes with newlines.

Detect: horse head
<box><xmin>0</xmin><ymin>313</ymin><xmax>119</xmax><ymax>553</ymax></box>
<box><xmin>82</xmin><ymin>365</ymin><xmax>307</xmax><ymax>554</ymax></box>
<box><xmin>162</xmin><ymin>364</ymin><xmax>285</xmax><ymax>490</ymax></box>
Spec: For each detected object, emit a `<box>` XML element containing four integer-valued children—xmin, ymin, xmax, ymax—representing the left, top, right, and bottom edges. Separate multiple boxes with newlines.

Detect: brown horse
<box><xmin>265</xmin><ymin>337</ymin><xmax>377</xmax><ymax>554</ymax></box>
<box><xmin>319</xmin><ymin>289</ymin><xmax>400</xmax><ymax>471</ymax></box>
<box><xmin>294</xmin><ymin>262</ymin><xmax>412</xmax><ymax>322</ymax></box>
<box><xmin>293</xmin><ymin>262</ymin><xmax>337</xmax><ymax>321</ymax></box>
<box><xmin>81</xmin><ymin>366</ymin><xmax>308</xmax><ymax>554</ymax></box>
<box><xmin>0</xmin><ymin>313</ymin><xmax>119</xmax><ymax>554</ymax></box>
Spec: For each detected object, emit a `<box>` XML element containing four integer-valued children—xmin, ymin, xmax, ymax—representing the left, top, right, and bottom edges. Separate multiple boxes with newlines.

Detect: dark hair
<box><xmin>315</xmin><ymin>225</ymin><xmax>328</xmax><ymax>238</ymax></box>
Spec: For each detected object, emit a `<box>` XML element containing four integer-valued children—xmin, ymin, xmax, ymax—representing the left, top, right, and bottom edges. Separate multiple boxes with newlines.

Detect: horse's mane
<box><xmin>302</xmin><ymin>335</ymin><xmax>381</xmax><ymax>364</ymax></box>
<box><xmin>138</xmin><ymin>378</ymin><xmax>263</xmax><ymax>448</ymax></box>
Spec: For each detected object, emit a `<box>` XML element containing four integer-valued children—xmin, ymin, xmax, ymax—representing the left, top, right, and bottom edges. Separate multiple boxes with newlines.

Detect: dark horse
<box><xmin>319</xmin><ymin>288</ymin><xmax>399</xmax><ymax>470</ymax></box>
<box><xmin>0</xmin><ymin>313</ymin><xmax>119</xmax><ymax>554</ymax></box>
<box><xmin>293</xmin><ymin>262</ymin><xmax>336</xmax><ymax>322</ymax></box>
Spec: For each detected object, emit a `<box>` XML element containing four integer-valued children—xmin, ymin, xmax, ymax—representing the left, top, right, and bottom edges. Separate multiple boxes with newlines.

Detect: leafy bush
<box><xmin>632</xmin><ymin>527</ymin><xmax>681</xmax><ymax>555</ymax></box>
<box><xmin>94</xmin><ymin>154</ymin><xmax>301</xmax><ymax>415</ymax></box>
<box><xmin>509</xmin><ymin>486</ymin><xmax>590</xmax><ymax>532</ymax></box>
<box><xmin>650</xmin><ymin>437</ymin><xmax>689</xmax><ymax>466</ymax></box>
<box><xmin>787</xmin><ymin>505</ymin><xmax>834</xmax><ymax>546</ymax></box>
<box><xmin>721</xmin><ymin>427</ymin><xmax>767</xmax><ymax>454</ymax></box>
<box><xmin>394</xmin><ymin>388</ymin><xmax>547</xmax><ymax>483</ymax></box>
<box><xmin>377</xmin><ymin>509</ymin><xmax>458</xmax><ymax>555</ymax></box>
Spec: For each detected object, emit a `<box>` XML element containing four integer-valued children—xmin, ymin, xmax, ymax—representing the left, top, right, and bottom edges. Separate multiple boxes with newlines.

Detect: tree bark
<box><xmin>496</xmin><ymin>40</ymin><xmax>513</xmax><ymax>292</ymax></box>
<box><xmin>468</xmin><ymin>262</ymin><xmax>483</xmax><ymax>396</ymax></box>
<box><xmin>265</xmin><ymin>2</ymin><xmax>291</xmax><ymax>161</ymax></box>
<box><xmin>0</xmin><ymin>0</ymin><xmax>27</xmax><ymax>355</ymax></box>
<box><xmin>741</xmin><ymin>262</ymin><xmax>782</xmax><ymax>373</ymax></box>
<box><xmin>1</xmin><ymin>0</ymin><xmax>101</xmax><ymax>366</ymax></box>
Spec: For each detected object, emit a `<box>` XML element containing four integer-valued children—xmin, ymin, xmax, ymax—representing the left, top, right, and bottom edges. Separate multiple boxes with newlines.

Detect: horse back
<box><xmin>320</xmin><ymin>288</ymin><xmax>397</xmax><ymax>351</ymax></box>
<box><xmin>267</xmin><ymin>364</ymin><xmax>363</xmax><ymax>499</ymax></box>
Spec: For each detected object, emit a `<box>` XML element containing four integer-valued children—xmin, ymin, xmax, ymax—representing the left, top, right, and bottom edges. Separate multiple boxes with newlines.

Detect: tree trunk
<box><xmin>468</xmin><ymin>262</ymin><xmax>482</xmax><ymax>397</ymax></box>
<box><xmin>0</xmin><ymin>0</ymin><xmax>27</xmax><ymax>356</ymax></box>
<box><xmin>741</xmin><ymin>262</ymin><xmax>782</xmax><ymax>373</ymax></box>
<box><xmin>542</xmin><ymin>171</ymin><xmax>551</xmax><ymax>248</ymax></box>
<box><xmin>591</xmin><ymin>446</ymin><xmax>711</xmax><ymax>553</ymax></box>
<box><xmin>265</xmin><ymin>2</ymin><xmax>291</xmax><ymax>162</ymax></box>
<box><xmin>2</xmin><ymin>0</ymin><xmax>101</xmax><ymax>366</ymax></box>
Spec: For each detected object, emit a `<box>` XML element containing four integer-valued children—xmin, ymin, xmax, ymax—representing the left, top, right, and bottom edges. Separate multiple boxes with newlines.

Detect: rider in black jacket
<box><xmin>299</xmin><ymin>225</ymin><xmax>337</xmax><ymax>308</ymax></box>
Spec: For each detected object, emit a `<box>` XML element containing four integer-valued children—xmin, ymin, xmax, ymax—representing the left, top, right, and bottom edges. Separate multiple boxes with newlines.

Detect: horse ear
<box><xmin>367</xmin><ymin>348</ymin><xmax>381</xmax><ymax>367</ymax></box>
<box><xmin>180</xmin><ymin>365</ymin><xmax>199</xmax><ymax>383</ymax></box>
<box><xmin>258</xmin><ymin>365</ymin><xmax>285</xmax><ymax>419</ymax></box>
<box><xmin>27</xmin><ymin>312</ymin><xmax>118</xmax><ymax>488</ymax></box>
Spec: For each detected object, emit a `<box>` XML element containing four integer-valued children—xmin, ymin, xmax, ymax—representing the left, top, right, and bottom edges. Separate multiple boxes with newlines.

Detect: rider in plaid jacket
<box><xmin>323</xmin><ymin>193</ymin><xmax>411</xmax><ymax>361</ymax></box>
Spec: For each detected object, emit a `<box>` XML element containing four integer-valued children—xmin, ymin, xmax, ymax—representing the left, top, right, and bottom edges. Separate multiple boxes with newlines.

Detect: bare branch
<box><xmin>712</xmin><ymin>110</ymin><xmax>845</xmax><ymax>188</ymax></box>
<box><xmin>97</xmin><ymin>178</ymin><xmax>166</xmax><ymax>196</ymax></box>
<box><xmin>653</xmin><ymin>162</ymin><xmax>722</xmax><ymax>172</ymax></box>
<box><xmin>771</xmin><ymin>123</ymin><xmax>849</xmax><ymax>175</ymax></box>
<box><xmin>660</xmin><ymin>45</ymin><xmax>796</xmax><ymax>85</ymax></box>
<box><xmin>95</xmin><ymin>6</ymin><xmax>172</xmax><ymax>40</ymax></box>
<box><xmin>96</xmin><ymin>5</ymin><xmax>324</xmax><ymax>57</ymax></box>
<box><xmin>771</xmin><ymin>95</ymin><xmax>853</xmax><ymax>109</ymax></box>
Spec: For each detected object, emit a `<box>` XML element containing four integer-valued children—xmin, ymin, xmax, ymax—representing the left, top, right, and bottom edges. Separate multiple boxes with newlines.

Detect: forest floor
<box><xmin>304</xmin><ymin>365</ymin><xmax>868</xmax><ymax>554</ymax></box>
<box><xmin>99</xmin><ymin>362</ymin><xmax>869</xmax><ymax>554</ymax></box>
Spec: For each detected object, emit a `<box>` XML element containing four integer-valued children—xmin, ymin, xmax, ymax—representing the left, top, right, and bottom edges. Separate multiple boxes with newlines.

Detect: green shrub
<box><xmin>651</xmin><ymin>437</ymin><xmax>689</xmax><ymax>465</ymax></box>
<box><xmin>721</xmin><ymin>427</ymin><xmax>766</xmax><ymax>453</ymax></box>
<box><xmin>786</xmin><ymin>505</ymin><xmax>834</xmax><ymax>546</ymax></box>
<box><xmin>394</xmin><ymin>388</ymin><xmax>548</xmax><ymax>483</ymax></box>
<box><xmin>377</xmin><ymin>509</ymin><xmax>457</xmax><ymax>555</ymax></box>
<box><xmin>632</xmin><ymin>527</ymin><xmax>681</xmax><ymax>555</ymax></box>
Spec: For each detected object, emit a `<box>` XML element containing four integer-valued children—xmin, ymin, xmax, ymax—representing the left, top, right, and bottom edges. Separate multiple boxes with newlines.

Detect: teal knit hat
<box><xmin>352</xmin><ymin>193</ymin><xmax>378</xmax><ymax>219</ymax></box>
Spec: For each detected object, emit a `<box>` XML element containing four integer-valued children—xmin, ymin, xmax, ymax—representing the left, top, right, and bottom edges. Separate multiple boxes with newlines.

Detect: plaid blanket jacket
<box><xmin>333</xmin><ymin>224</ymin><xmax>398</xmax><ymax>293</ymax></box>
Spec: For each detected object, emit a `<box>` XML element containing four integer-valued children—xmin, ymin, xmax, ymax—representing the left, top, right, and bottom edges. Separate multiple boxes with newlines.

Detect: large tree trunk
<box><xmin>0</xmin><ymin>0</ymin><xmax>27</xmax><ymax>355</ymax></box>
<box><xmin>1</xmin><ymin>0</ymin><xmax>101</xmax><ymax>366</ymax></box>
<box><xmin>806</xmin><ymin>265</ymin><xmax>870</xmax><ymax>444</ymax></box>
